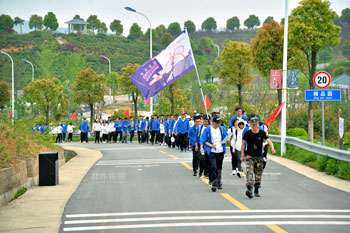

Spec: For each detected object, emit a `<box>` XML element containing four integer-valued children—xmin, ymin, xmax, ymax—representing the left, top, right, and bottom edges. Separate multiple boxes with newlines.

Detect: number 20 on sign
<box><xmin>314</xmin><ymin>71</ymin><xmax>331</xmax><ymax>89</ymax></box>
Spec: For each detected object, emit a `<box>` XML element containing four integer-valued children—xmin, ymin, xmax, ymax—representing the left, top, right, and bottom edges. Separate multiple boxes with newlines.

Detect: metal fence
<box><xmin>269</xmin><ymin>134</ymin><xmax>350</xmax><ymax>162</ymax></box>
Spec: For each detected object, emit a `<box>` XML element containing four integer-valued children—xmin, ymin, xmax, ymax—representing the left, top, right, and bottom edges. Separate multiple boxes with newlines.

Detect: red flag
<box><xmin>123</xmin><ymin>108</ymin><xmax>130</xmax><ymax>117</ymax></box>
<box><xmin>72</xmin><ymin>111</ymin><xmax>77</xmax><ymax>121</ymax></box>
<box><xmin>265</xmin><ymin>102</ymin><xmax>285</xmax><ymax>130</ymax></box>
<box><xmin>203</xmin><ymin>96</ymin><xmax>212</xmax><ymax>111</ymax></box>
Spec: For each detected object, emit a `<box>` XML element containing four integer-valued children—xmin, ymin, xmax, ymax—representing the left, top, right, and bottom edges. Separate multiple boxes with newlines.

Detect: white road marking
<box><xmin>100</xmin><ymin>147</ymin><xmax>152</xmax><ymax>151</ymax></box>
<box><xmin>65</xmin><ymin>214</ymin><xmax>350</xmax><ymax>225</ymax></box>
<box><xmin>66</xmin><ymin>209</ymin><xmax>350</xmax><ymax>218</ymax></box>
<box><xmin>63</xmin><ymin>221</ymin><xmax>350</xmax><ymax>231</ymax></box>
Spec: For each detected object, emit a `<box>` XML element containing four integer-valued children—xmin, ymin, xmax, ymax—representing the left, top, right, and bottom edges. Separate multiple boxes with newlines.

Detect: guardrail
<box><xmin>269</xmin><ymin>134</ymin><xmax>350</xmax><ymax>162</ymax></box>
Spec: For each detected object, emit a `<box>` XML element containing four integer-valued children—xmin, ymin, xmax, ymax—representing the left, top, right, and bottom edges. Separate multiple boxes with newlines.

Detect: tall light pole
<box><xmin>100</xmin><ymin>55</ymin><xmax>112</xmax><ymax>97</ymax></box>
<box><xmin>213</xmin><ymin>43</ymin><xmax>220</xmax><ymax>57</ymax></box>
<box><xmin>281</xmin><ymin>0</ymin><xmax>289</xmax><ymax>156</ymax></box>
<box><xmin>21</xmin><ymin>58</ymin><xmax>34</xmax><ymax>81</ymax></box>
<box><xmin>125</xmin><ymin>6</ymin><xmax>153</xmax><ymax>114</ymax></box>
<box><xmin>1</xmin><ymin>51</ymin><xmax>15</xmax><ymax>125</ymax></box>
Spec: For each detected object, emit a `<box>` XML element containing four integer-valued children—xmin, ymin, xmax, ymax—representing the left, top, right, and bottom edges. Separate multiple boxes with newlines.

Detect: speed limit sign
<box><xmin>314</xmin><ymin>71</ymin><xmax>331</xmax><ymax>88</ymax></box>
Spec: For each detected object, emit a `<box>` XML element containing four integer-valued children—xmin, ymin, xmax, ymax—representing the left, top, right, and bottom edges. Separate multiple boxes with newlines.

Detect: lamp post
<box><xmin>125</xmin><ymin>6</ymin><xmax>153</xmax><ymax>114</ymax></box>
<box><xmin>1</xmin><ymin>51</ymin><xmax>15</xmax><ymax>125</ymax></box>
<box><xmin>21</xmin><ymin>58</ymin><xmax>34</xmax><ymax>81</ymax></box>
<box><xmin>100</xmin><ymin>55</ymin><xmax>112</xmax><ymax>97</ymax></box>
<box><xmin>213</xmin><ymin>43</ymin><xmax>220</xmax><ymax>57</ymax></box>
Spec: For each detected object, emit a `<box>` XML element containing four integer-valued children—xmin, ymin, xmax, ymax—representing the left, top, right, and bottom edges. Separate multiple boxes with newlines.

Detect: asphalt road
<box><xmin>59</xmin><ymin>142</ymin><xmax>350</xmax><ymax>233</ymax></box>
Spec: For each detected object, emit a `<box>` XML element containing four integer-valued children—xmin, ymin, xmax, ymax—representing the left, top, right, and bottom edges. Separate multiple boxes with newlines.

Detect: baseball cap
<box><xmin>250</xmin><ymin>116</ymin><xmax>259</xmax><ymax>125</ymax></box>
<box><xmin>212</xmin><ymin>116</ymin><xmax>222</xmax><ymax>124</ymax></box>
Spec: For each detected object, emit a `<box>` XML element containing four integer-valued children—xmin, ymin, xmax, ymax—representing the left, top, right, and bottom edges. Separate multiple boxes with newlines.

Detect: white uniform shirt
<box><xmin>102</xmin><ymin>125</ymin><xmax>108</xmax><ymax>135</ymax></box>
<box><xmin>93</xmin><ymin>123</ymin><xmax>101</xmax><ymax>132</ymax></box>
<box><xmin>210</xmin><ymin>126</ymin><xmax>223</xmax><ymax>153</ymax></box>
<box><xmin>109</xmin><ymin>122</ymin><xmax>115</xmax><ymax>133</ymax></box>
<box><xmin>160</xmin><ymin>124</ymin><xmax>165</xmax><ymax>134</ymax></box>
<box><xmin>56</xmin><ymin>126</ymin><xmax>62</xmax><ymax>134</ymax></box>
<box><xmin>67</xmin><ymin>125</ymin><xmax>75</xmax><ymax>133</ymax></box>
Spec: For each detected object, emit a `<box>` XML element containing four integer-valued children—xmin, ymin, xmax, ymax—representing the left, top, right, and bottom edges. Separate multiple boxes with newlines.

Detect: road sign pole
<box><xmin>322</xmin><ymin>101</ymin><xmax>325</xmax><ymax>145</ymax></box>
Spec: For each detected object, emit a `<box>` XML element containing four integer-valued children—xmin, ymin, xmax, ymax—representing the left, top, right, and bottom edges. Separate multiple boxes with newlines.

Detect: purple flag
<box><xmin>130</xmin><ymin>30</ymin><xmax>195</xmax><ymax>98</ymax></box>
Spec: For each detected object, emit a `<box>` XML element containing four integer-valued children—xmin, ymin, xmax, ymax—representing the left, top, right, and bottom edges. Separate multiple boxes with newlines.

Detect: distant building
<box><xmin>330</xmin><ymin>73</ymin><xmax>350</xmax><ymax>101</ymax></box>
<box><xmin>65</xmin><ymin>19</ymin><xmax>89</xmax><ymax>34</ymax></box>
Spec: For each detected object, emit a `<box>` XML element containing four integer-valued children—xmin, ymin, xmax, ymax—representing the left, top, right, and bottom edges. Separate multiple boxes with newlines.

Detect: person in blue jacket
<box><xmin>164</xmin><ymin>115</ymin><xmax>170</xmax><ymax>146</ymax></box>
<box><xmin>197</xmin><ymin>115</ymin><xmax>211</xmax><ymax>179</ymax></box>
<box><xmin>150</xmin><ymin>115</ymin><xmax>160</xmax><ymax>145</ymax></box>
<box><xmin>200</xmin><ymin>116</ymin><xmax>228</xmax><ymax>192</ymax></box>
<box><xmin>189</xmin><ymin>114</ymin><xmax>201</xmax><ymax>176</ymax></box>
<box><xmin>129</xmin><ymin>117</ymin><xmax>136</xmax><ymax>143</ymax></box>
<box><xmin>115</xmin><ymin>118</ymin><xmax>122</xmax><ymax>142</ymax></box>
<box><xmin>229</xmin><ymin>107</ymin><xmax>249</xmax><ymax>128</ymax></box>
<box><xmin>121</xmin><ymin>117</ymin><xmax>130</xmax><ymax>143</ymax></box>
<box><xmin>80</xmin><ymin>120</ymin><xmax>89</xmax><ymax>143</ymax></box>
<box><xmin>136</xmin><ymin>115</ymin><xmax>144</xmax><ymax>143</ymax></box>
<box><xmin>168</xmin><ymin>115</ymin><xmax>175</xmax><ymax>148</ymax></box>
<box><xmin>61</xmin><ymin>121</ymin><xmax>67</xmax><ymax>142</ymax></box>
<box><xmin>175</xmin><ymin>113</ymin><xmax>190</xmax><ymax>152</ymax></box>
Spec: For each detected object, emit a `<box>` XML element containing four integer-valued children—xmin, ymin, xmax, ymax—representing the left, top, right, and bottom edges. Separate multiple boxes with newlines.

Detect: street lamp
<box><xmin>21</xmin><ymin>58</ymin><xmax>34</xmax><ymax>81</ymax></box>
<box><xmin>1</xmin><ymin>51</ymin><xmax>15</xmax><ymax>125</ymax></box>
<box><xmin>213</xmin><ymin>43</ymin><xmax>220</xmax><ymax>57</ymax></box>
<box><xmin>124</xmin><ymin>6</ymin><xmax>154</xmax><ymax>114</ymax></box>
<box><xmin>99</xmin><ymin>55</ymin><xmax>112</xmax><ymax>97</ymax></box>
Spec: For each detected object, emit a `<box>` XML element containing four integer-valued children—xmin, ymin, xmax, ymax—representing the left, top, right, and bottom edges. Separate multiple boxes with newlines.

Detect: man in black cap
<box><xmin>241</xmin><ymin>116</ymin><xmax>275</xmax><ymax>198</ymax></box>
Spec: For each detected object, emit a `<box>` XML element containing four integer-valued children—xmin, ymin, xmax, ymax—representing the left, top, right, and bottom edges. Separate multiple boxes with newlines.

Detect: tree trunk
<box><xmin>134</xmin><ymin>93</ymin><xmax>138</xmax><ymax>119</ymax></box>
<box><xmin>170</xmin><ymin>85</ymin><xmax>174</xmax><ymax>115</ymax></box>
<box><xmin>90</xmin><ymin>103</ymin><xmax>94</xmax><ymax>129</ymax></box>
<box><xmin>277</xmin><ymin>89</ymin><xmax>282</xmax><ymax>106</ymax></box>
<box><xmin>46</xmin><ymin>105</ymin><xmax>49</xmax><ymax>124</ymax></box>
<box><xmin>238</xmin><ymin>84</ymin><xmax>242</xmax><ymax>108</ymax></box>
<box><xmin>308</xmin><ymin>50</ymin><xmax>317</xmax><ymax>142</ymax></box>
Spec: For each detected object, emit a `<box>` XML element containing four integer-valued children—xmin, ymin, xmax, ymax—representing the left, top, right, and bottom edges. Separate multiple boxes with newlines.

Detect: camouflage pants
<box><xmin>245</xmin><ymin>155</ymin><xmax>264</xmax><ymax>188</ymax></box>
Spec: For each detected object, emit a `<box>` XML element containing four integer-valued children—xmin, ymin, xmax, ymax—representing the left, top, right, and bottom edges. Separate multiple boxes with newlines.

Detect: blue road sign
<box><xmin>305</xmin><ymin>89</ymin><xmax>341</xmax><ymax>101</ymax></box>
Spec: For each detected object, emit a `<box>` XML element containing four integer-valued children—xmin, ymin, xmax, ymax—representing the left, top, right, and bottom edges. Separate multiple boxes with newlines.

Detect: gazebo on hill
<box><xmin>65</xmin><ymin>18</ymin><xmax>89</xmax><ymax>34</ymax></box>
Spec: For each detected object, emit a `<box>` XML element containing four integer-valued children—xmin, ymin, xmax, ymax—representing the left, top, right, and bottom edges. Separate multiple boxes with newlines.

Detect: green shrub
<box><xmin>287</xmin><ymin>128</ymin><xmax>308</xmax><ymax>137</ymax></box>
<box><xmin>316</xmin><ymin>155</ymin><xmax>329</xmax><ymax>171</ymax></box>
<box><xmin>336</xmin><ymin>161</ymin><xmax>350</xmax><ymax>180</ymax></box>
<box><xmin>325</xmin><ymin>158</ymin><xmax>338</xmax><ymax>175</ymax></box>
<box><xmin>343</xmin><ymin>132</ymin><xmax>350</xmax><ymax>151</ymax></box>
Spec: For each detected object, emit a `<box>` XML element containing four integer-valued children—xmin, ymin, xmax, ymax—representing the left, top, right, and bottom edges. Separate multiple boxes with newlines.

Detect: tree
<box><xmin>73</xmin><ymin>68</ymin><xmax>104</xmax><ymax>128</ymax></box>
<box><xmin>110</xmin><ymin>19</ymin><xmax>123</xmax><ymax>35</ymax></box>
<box><xmin>198</xmin><ymin>37</ymin><xmax>213</xmax><ymax>53</ymax></box>
<box><xmin>145</xmin><ymin>28</ymin><xmax>159</xmax><ymax>42</ymax></box>
<box><xmin>43</xmin><ymin>12</ymin><xmax>59</xmax><ymax>31</ymax></box>
<box><xmin>226</xmin><ymin>16</ymin><xmax>240</xmax><ymax>31</ymax></box>
<box><xmin>155</xmin><ymin>24</ymin><xmax>166</xmax><ymax>38</ymax></box>
<box><xmin>0</xmin><ymin>81</ymin><xmax>10</xmax><ymax>110</ymax></box>
<box><xmin>202</xmin><ymin>83</ymin><xmax>218</xmax><ymax>100</ymax></box>
<box><xmin>108</xmin><ymin>72</ymin><xmax>119</xmax><ymax>102</ymax></box>
<box><xmin>244</xmin><ymin>14</ymin><xmax>260</xmax><ymax>29</ymax></box>
<box><xmin>37</xmin><ymin>46</ymin><xmax>57</xmax><ymax>80</ymax></box>
<box><xmin>0</xmin><ymin>14</ymin><xmax>14</xmax><ymax>32</ymax></box>
<box><xmin>14</xmin><ymin>17</ymin><xmax>24</xmax><ymax>34</ymax></box>
<box><xmin>167</xmin><ymin>22</ymin><xmax>181</xmax><ymax>37</ymax></box>
<box><xmin>289</xmin><ymin>0</ymin><xmax>341</xmax><ymax>141</ymax></box>
<box><xmin>201</xmin><ymin>17</ymin><xmax>217</xmax><ymax>31</ymax></box>
<box><xmin>118</xmin><ymin>64</ymin><xmax>141</xmax><ymax>118</ymax></box>
<box><xmin>87</xmin><ymin>15</ymin><xmax>101</xmax><ymax>33</ymax></box>
<box><xmin>23</xmin><ymin>78</ymin><xmax>65</xmax><ymax>124</ymax></box>
<box><xmin>72</xmin><ymin>15</ymin><xmax>84</xmax><ymax>32</ymax></box>
<box><xmin>160</xmin><ymin>32</ymin><xmax>174</xmax><ymax>48</ymax></box>
<box><xmin>342</xmin><ymin>40</ymin><xmax>350</xmax><ymax>59</ymax></box>
<box><xmin>98</xmin><ymin>22</ymin><xmax>107</xmax><ymax>34</ymax></box>
<box><xmin>280</xmin><ymin>18</ymin><xmax>285</xmax><ymax>25</ymax></box>
<box><xmin>219</xmin><ymin>41</ymin><xmax>252</xmax><ymax>108</ymax></box>
<box><xmin>160</xmin><ymin>80</ymin><xmax>179</xmax><ymax>115</ymax></box>
<box><xmin>128</xmin><ymin>23</ymin><xmax>142</xmax><ymax>40</ymax></box>
<box><xmin>263</xmin><ymin>16</ymin><xmax>274</xmax><ymax>25</ymax></box>
<box><xmin>205</xmin><ymin>65</ymin><xmax>213</xmax><ymax>82</ymax></box>
<box><xmin>317</xmin><ymin>47</ymin><xmax>334</xmax><ymax>63</ymax></box>
<box><xmin>29</xmin><ymin>14</ymin><xmax>43</xmax><ymax>31</ymax></box>
<box><xmin>251</xmin><ymin>20</ymin><xmax>304</xmax><ymax>106</ymax></box>
<box><xmin>184</xmin><ymin>20</ymin><xmax>196</xmax><ymax>33</ymax></box>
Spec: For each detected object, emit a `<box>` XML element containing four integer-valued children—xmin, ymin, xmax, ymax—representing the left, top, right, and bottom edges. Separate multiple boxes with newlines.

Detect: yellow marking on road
<box><xmin>167</xmin><ymin>154</ymin><xmax>178</xmax><ymax>159</ymax></box>
<box><xmin>181</xmin><ymin>162</ymin><xmax>193</xmax><ymax>170</ymax></box>
<box><xmin>158</xmin><ymin>150</ymin><xmax>167</xmax><ymax>154</ymax></box>
<box><xmin>200</xmin><ymin>176</ymin><xmax>209</xmax><ymax>184</ymax></box>
<box><xmin>221</xmin><ymin>193</ymin><xmax>288</xmax><ymax>233</ymax></box>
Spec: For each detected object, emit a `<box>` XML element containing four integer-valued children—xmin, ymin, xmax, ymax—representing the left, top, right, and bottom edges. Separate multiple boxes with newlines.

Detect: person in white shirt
<box><xmin>101</xmin><ymin>121</ymin><xmax>109</xmax><ymax>144</ymax></box>
<box><xmin>230</xmin><ymin>119</ymin><xmax>246</xmax><ymax>177</ymax></box>
<box><xmin>93</xmin><ymin>120</ymin><xmax>102</xmax><ymax>143</ymax></box>
<box><xmin>55</xmin><ymin>122</ymin><xmax>63</xmax><ymax>143</ymax></box>
<box><xmin>159</xmin><ymin>120</ymin><xmax>165</xmax><ymax>146</ymax></box>
<box><xmin>108</xmin><ymin>120</ymin><xmax>116</xmax><ymax>143</ymax></box>
<box><xmin>67</xmin><ymin>123</ymin><xmax>75</xmax><ymax>142</ymax></box>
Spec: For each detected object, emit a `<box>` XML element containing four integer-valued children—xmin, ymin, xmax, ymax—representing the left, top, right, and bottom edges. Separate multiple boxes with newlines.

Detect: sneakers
<box><xmin>232</xmin><ymin>170</ymin><xmax>237</xmax><ymax>175</ymax></box>
<box><xmin>237</xmin><ymin>172</ymin><xmax>241</xmax><ymax>178</ymax></box>
<box><xmin>217</xmin><ymin>182</ymin><xmax>223</xmax><ymax>190</ymax></box>
<box><xmin>211</xmin><ymin>185</ymin><xmax>217</xmax><ymax>192</ymax></box>
<box><xmin>193</xmin><ymin>172</ymin><xmax>197</xmax><ymax>176</ymax></box>
<box><xmin>254</xmin><ymin>187</ymin><xmax>261</xmax><ymax>197</ymax></box>
<box><xmin>246</xmin><ymin>186</ymin><xmax>253</xmax><ymax>199</ymax></box>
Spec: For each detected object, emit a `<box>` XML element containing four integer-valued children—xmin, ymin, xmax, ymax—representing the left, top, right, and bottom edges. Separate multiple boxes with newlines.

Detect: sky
<box><xmin>0</xmin><ymin>0</ymin><xmax>349</xmax><ymax>35</ymax></box>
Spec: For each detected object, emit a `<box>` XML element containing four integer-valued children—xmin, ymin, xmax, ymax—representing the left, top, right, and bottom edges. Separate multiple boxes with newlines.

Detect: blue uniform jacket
<box><xmin>188</xmin><ymin>125</ymin><xmax>198</xmax><ymax>146</ymax></box>
<box><xmin>81</xmin><ymin>121</ymin><xmax>89</xmax><ymax>133</ymax></box>
<box><xmin>62</xmin><ymin>124</ymin><xmax>67</xmax><ymax>133</ymax></box>
<box><xmin>200</xmin><ymin>126</ymin><xmax>228</xmax><ymax>155</ymax></box>
<box><xmin>141</xmin><ymin>120</ymin><xmax>146</xmax><ymax>130</ymax></box>
<box><xmin>175</xmin><ymin>118</ymin><xmax>190</xmax><ymax>134</ymax></box>
<box><xmin>115</xmin><ymin>121</ymin><xmax>122</xmax><ymax>132</ymax></box>
<box><xmin>164</xmin><ymin>120</ymin><xmax>169</xmax><ymax>134</ymax></box>
<box><xmin>229</xmin><ymin>115</ymin><xmax>249</xmax><ymax>128</ymax></box>
<box><xmin>40</xmin><ymin>125</ymin><xmax>45</xmax><ymax>133</ymax></box>
<box><xmin>169</xmin><ymin>120</ymin><xmax>175</xmax><ymax>134</ymax></box>
<box><xmin>137</xmin><ymin>120</ymin><xmax>142</xmax><ymax>131</ymax></box>
<box><xmin>151</xmin><ymin>120</ymin><xmax>160</xmax><ymax>131</ymax></box>
<box><xmin>128</xmin><ymin>121</ymin><xmax>136</xmax><ymax>132</ymax></box>
<box><xmin>121</xmin><ymin>120</ymin><xmax>130</xmax><ymax>131</ymax></box>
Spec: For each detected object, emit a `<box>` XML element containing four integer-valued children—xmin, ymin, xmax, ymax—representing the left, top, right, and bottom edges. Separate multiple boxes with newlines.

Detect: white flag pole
<box><xmin>185</xmin><ymin>28</ymin><xmax>209</xmax><ymax>117</ymax></box>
